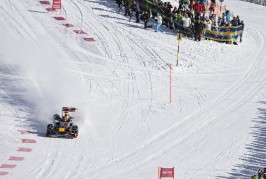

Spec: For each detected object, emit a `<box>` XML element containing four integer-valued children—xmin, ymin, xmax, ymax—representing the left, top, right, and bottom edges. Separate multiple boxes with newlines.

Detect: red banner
<box><xmin>52</xmin><ymin>0</ymin><xmax>61</xmax><ymax>9</ymax></box>
<box><xmin>160</xmin><ymin>167</ymin><xmax>174</xmax><ymax>178</ymax></box>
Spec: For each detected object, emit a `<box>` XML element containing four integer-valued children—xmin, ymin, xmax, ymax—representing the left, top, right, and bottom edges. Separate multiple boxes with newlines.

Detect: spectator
<box><xmin>231</xmin><ymin>16</ymin><xmax>238</xmax><ymax>26</ymax></box>
<box><xmin>236</xmin><ymin>15</ymin><xmax>241</xmax><ymax>25</ymax></box>
<box><xmin>200</xmin><ymin>11</ymin><xmax>207</xmax><ymax>21</ymax></box>
<box><xmin>209</xmin><ymin>13</ymin><xmax>215</xmax><ymax>23</ymax></box>
<box><xmin>211</xmin><ymin>14</ymin><xmax>219</xmax><ymax>33</ymax></box>
<box><xmin>178</xmin><ymin>3</ymin><xmax>185</xmax><ymax>13</ymax></box>
<box><xmin>225</xmin><ymin>10</ymin><xmax>231</xmax><ymax>23</ymax></box>
<box><xmin>205</xmin><ymin>18</ymin><xmax>212</xmax><ymax>31</ymax></box>
<box><xmin>182</xmin><ymin>13</ymin><xmax>192</xmax><ymax>36</ymax></box>
<box><xmin>155</xmin><ymin>14</ymin><xmax>163</xmax><ymax>32</ymax></box>
<box><xmin>129</xmin><ymin>1</ymin><xmax>135</xmax><ymax>22</ymax></box>
<box><xmin>190</xmin><ymin>0</ymin><xmax>195</xmax><ymax>11</ymax></box>
<box><xmin>209</xmin><ymin>4</ymin><xmax>215</xmax><ymax>17</ymax></box>
<box><xmin>219</xmin><ymin>13</ymin><xmax>226</xmax><ymax>26</ymax></box>
<box><xmin>182</xmin><ymin>13</ymin><xmax>191</xmax><ymax>27</ymax></box>
<box><xmin>140</xmin><ymin>11</ymin><xmax>152</xmax><ymax>28</ymax></box>
<box><xmin>116</xmin><ymin>0</ymin><xmax>122</xmax><ymax>8</ymax></box>
<box><xmin>193</xmin><ymin>0</ymin><xmax>204</xmax><ymax>14</ymax></box>
<box><xmin>124</xmin><ymin>0</ymin><xmax>130</xmax><ymax>16</ymax></box>
<box><xmin>189</xmin><ymin>8</ymin><xmax>195</xmax><ymax>19</ymax></box>
<box><xmin>169</xmin><ymin>16</ymin><xmax>175</xmax><ymax>30</ymax></box>
<box><xmin>167</xmin><ymin>2</ymin><xmax>173</xmax><ymax>11</ymax></box>
<box><xmin>175</xmin><ymin>11</ymin><xmax>183</xmax><ymax>23</ymax></box>
<box><xmin>172</xmin><ymin>7</ymin><xmax>178</xmax><ymax>14</ymax></box>
<box><xmin>135</xmin><ymin>2</ymin><xmax>140</xmax><ymax>23</ymax></box>
<box><xmin>194</xmin><ymin>19</ymin><xmax>203</xmax><ymax>41</ymax></box>
<box><xmin>117</xmin><ymin>0</ymin><xmax>124</xmax><ymax>13</ymax></box>
<box><xmin>258</xmin><ymin>168</ymin><xmax>266</xmax><ymax>179</ymax></box>
<box><xmin>195</xmin><ymin>12</ymin><xmax>200</xmax><ymax>21</ymax></box>
<box><xmin>184</xmin><ymin>0</ymin><xmax>190</xmax><ymax>11</ymax></box>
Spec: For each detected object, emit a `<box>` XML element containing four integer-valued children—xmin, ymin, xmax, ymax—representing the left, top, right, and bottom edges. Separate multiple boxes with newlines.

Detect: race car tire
<box><xmin>53</xmin><ymin>114</ymin><xmax>61</xmax><ymax>120</ymax></box>
<box><xmin>72</xmin><ymin>125</ymin><xmax>78</xmax><ymax>133</ymax></box>
<box><xmin>46</xmin><ymin>124</ymin><xmax>54</xmax><ymax>137</ymax></box>
<box><xmin>46</xmin><ymin>129</ymin><xmax>52</xmax><ymax>137</ymax></box>
<box><xmin>47</xmin><ymin>124</ymin><xmax>53</xmax><ymax>129</ymax></box>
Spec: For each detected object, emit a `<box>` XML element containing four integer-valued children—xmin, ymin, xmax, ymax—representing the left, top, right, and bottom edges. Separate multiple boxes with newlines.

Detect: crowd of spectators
<box><xmin>115</xmin><ymin>0</ymin><xmax>244</xmax><ymax>43</ymax></box>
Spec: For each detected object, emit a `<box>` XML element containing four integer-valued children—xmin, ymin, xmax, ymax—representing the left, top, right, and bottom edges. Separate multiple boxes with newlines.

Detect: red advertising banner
<box><xmin>52</xmin><ymin>0</ymin><xmax>61</xmax><ymax>9</ymax></box>
<box><xmin>159</xmin><ymin>167</ymin><xmax>174</xmax><ymax>178</ymax></box>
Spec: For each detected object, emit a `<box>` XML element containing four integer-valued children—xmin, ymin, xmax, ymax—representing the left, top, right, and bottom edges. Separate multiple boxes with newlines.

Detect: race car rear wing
<box><xmin>62</xmin><ymin>107</ymin><xmax>77</xmax><ymax>112</ymax></box>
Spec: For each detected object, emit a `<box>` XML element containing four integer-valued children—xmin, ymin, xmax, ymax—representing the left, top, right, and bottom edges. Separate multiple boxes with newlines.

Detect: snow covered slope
<box><xmin>0</xmin><ymin>0</ymin><xmax>266</xmax><ymax>178</ymax></box>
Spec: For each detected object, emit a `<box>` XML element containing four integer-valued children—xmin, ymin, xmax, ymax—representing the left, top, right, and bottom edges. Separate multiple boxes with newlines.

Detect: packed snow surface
<box><xmin>0</xmin><ymin>0</ymin><xmax>266</xmax><ymax>178</ymax></box>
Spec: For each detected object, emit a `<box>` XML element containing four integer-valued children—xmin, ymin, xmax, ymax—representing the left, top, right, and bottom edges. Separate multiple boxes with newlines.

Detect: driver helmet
<box><xmin>64</xmin><ymin>112</ymin><xmax>69</xmax><ymax>121</ymax></box>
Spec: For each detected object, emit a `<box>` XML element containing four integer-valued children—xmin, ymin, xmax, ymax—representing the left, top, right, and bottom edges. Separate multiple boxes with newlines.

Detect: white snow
<box><xmin>0</xmin><ymin>0</ymin><xmax>266</xmax><ymax>178</ymax></box>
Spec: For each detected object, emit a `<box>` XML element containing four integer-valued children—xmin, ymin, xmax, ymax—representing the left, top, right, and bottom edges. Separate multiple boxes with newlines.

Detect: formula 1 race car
<box><xmin>46</xmin><ymin>107</ymin><xmax>79</xmax><ymax>139</ymax></box>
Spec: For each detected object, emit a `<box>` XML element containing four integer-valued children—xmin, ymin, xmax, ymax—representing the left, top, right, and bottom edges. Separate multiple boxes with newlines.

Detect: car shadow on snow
<box><xmin>217</xmin><ymin>101</ymin><xmax>266</xmax><ymax>178</ymax></box>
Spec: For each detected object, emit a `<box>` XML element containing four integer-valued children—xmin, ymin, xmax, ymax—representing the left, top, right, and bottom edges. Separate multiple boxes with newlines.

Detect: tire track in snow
<box><xmin>70</xmin><ymin>0</ymin><xmax>172</xmax><ymax>162</ymax></box>
<box><xmin>76</xmin><ymin>0</ymin><xmax>169</xmax><ymax>67</ymax></box>
<box><xmin>75</xmin><ymin>2</ymin><xmax>171</xmax><ymax>144</ymax></box>
<box><xmin>31</xmin><ymin>141</ymin><xmax>56</xmax><ymax>178</ymax></box>
<box><xmin>5</xmin><ymin>0</ymin><xmax>13</xmax><ymax>11</ymax></box>
<box><xmin>79</xmin><ymin>19</ymin><xmax>266</xmax><ymax>178</ymax></box>
<box><xmin>126</xmin><ymin>36</ymin><xmax>154</xmax><ymax>138</ymax></box>
<box><xmin>74</xmin><ymin>0</ymin><xmax>153</xmax><ymax>138</ymax></box>
<box><xmin>71</xmin><ymin>0</ymin><xmax>112</xmax><ymax>57</ymax></box>
<box><xmin>74</xmin><ymin>0</ymin><xmax>159</xmax><ymax>157</ymax></box>
<box><xmin>0</xmin><ymin>2</ymin><xmax>35</xmax><ymax>41</ymax></box>
<box><xmin>142</xmin><ymin>25</ymin><xmax>265</xmax><ymax>150</ymax></box>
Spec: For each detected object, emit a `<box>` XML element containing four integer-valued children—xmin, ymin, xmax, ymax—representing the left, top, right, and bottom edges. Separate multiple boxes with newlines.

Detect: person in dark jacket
<box><xmin>194</xmin><ymin>19</ymin><xmax>203</xmax><ymax>41</ymax></box>
<box><xmin>141</xmin><ymin>11</ymin><xmax>151</xmax><ymax>28</ymax></box>
<box><xmin>231</xmin><ymin>16</ymin><xmax>238</xmax><ymax>26</ymax></box>
<box><xmin>135</xmin><ymin>2</ymin><xmax>140</xmax><ymax>23</ymax></box>
<box><xmin>117</xmin><ymin>0</ymin><xmax>125</xmax><ymax>14</ymax></box>
<box><xmin>129</xmin><ymin>2</ymin><xmax>135</xmax><ymax>22</ymax></box>
<box><xmin>124</xmin><ymin>0</ymin><xmax>130</xmax><ymax>16</ymax></box>
<box><xmin>116</xmin><ymin>0</ymin><xmax>122</xmax><ymax>8</ymax></box>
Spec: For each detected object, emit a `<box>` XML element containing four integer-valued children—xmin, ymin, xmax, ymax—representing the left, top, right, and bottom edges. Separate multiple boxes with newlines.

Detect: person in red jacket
<box><xmin>193</xmin><ymin>0</ymin><xmax>204</xmax><ymax>14</ymax></box>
